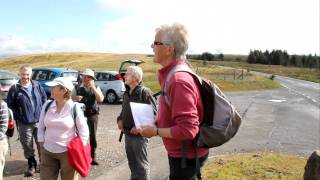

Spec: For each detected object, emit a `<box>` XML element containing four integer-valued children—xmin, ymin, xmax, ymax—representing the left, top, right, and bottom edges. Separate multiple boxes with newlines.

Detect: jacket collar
<box><xmin>50</xmin><ymin>99</ymin><xmax>73</xmax><ymax>109</ymax></box>
<box><xmin>158</xmin><ymin>59</ymin><xmax>188</xmax><ymax>84</ymax></box>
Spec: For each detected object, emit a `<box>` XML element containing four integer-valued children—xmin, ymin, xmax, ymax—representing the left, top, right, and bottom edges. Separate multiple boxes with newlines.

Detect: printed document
<box><xmin>130</xmin><ymin>102</ymin><xmax>155</xmax><ymax>128</ymax></box>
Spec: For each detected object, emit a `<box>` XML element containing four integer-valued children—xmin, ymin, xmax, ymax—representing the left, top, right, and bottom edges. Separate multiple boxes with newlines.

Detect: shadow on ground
<box><xmin>3</xmin><ymin>160</ymin><xmax>27</xmax><ymax>177</ymax></box>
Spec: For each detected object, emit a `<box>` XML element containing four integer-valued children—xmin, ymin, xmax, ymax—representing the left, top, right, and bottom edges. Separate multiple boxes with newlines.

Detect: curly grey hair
<box><xmin>156</xmin><ymin>23</ymin><xmax>189</xmax><ymax>59</ymax></box>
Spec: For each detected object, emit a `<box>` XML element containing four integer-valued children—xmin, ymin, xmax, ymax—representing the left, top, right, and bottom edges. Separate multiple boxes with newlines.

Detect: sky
<box><xmin>0</xmin><ymin>0</ymin><xmax>319</xmax><ymax>56</ymax></box>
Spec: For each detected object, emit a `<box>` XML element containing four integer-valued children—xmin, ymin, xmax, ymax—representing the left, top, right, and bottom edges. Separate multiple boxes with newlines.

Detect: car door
<box><xmin>118</xmin><ymin>60</ymin><xmax>144</xmax><ymax>78</ymax></box>
<box><xmin>95</xmin><ymin>72</ymin><xmax>112</xmax><ymax>94</ymax></box>
<box><xmin>32</xmin><ymin>70</ymin><xmax>56</xmax><ymax>96</ymax></box>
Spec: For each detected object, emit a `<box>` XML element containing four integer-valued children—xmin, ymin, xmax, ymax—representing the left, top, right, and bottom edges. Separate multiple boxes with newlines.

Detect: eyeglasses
<box><xmin>152</xmin><ymin>41</ymin><xmax>166</xmax><ymax>46</ymax></box>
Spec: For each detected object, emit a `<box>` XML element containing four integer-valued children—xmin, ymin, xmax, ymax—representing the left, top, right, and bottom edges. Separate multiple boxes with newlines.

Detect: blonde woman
<box><xmin>38</xmin><ymin>77</ymin><xmax>89</xmax><ymax>180</ymax></box>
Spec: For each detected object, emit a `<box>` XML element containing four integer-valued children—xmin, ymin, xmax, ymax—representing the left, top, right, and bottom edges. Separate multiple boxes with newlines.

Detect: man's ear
<box><xmin>166</xmin><ymin>46</ymin><xmax>175</xmax><ymax>57</ymax></box>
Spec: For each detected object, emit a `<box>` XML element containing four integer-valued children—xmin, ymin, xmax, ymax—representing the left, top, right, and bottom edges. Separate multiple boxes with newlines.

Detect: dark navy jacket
<box><xmin>7</xmin><ymin>80</ymin><xmax>47</xmax><ymax>124</ymax></box>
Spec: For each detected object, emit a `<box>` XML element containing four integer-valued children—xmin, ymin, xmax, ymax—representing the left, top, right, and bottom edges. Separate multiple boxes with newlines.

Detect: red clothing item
<box><xmin>157</xmin><ymin>59</ymin><xmax>209</xmax><ymax>158</ymax></box>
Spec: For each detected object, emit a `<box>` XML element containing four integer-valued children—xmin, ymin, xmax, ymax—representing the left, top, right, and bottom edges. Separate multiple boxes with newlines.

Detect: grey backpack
<box><xmin>162</xmin><ymin>64</ymin><xmax>242</xmax><ymax>148</ymax></box>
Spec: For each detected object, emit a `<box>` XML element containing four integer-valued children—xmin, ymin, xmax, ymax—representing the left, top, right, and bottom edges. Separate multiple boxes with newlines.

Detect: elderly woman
<box><xmin>37</xmin><ymin>77</ymin><xmax>89</xmax><ymax>180</ymax></box>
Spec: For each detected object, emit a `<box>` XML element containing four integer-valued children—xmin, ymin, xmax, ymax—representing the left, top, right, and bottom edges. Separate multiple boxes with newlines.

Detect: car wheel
<box><xmin>105</xmin><ymin>90</ymin><xmax>117</xmax><ymax>104</ymax></box>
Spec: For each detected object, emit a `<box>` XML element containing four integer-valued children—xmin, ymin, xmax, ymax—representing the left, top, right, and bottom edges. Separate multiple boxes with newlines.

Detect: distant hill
<box><xmin>0</xmin><ymin>52</ymin><xmax>156</xmax><ymax>72</ymax></box>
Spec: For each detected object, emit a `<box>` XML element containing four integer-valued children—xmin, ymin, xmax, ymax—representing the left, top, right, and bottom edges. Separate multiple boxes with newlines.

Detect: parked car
<box><xmin>119</xmin><ymin>59</ymin><xmax>145</xmax><ymax>78</ymax></box>
<box><xmin>32</xmin><ymin>68</ymin><xmax>79</xmax><ymax>97</ymax></box>
<box><xmin>95</xmin><ymin>71</ymin><xmax>125</xmax><ymax>104</ymax></box>
<box><xmin>0</xmin><ymin>70</ymin><xmax>19</xmax><ymax>101</ymax></box>
<box><xmin>95</xmin><ymin>59</ymin><xmax>145</xmax><ymax>104</ymax></box>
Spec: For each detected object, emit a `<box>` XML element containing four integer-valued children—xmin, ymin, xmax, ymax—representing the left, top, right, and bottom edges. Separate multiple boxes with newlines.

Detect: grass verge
<box><xmin>207</xmin><ymin>61</ymin><xmax>320</xmax><ymax>83</ymax></box>
<box><xmin>202</xmin><ymin>152</ymin><xmax>306</xmax><ymax>180</ymax></box>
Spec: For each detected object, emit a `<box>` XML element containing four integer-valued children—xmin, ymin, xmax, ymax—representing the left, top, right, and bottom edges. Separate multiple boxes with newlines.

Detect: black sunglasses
<box><xmin>152</xmin><ymin>41</ymin><xmax>166</xmax><ymax>46</ymax></box>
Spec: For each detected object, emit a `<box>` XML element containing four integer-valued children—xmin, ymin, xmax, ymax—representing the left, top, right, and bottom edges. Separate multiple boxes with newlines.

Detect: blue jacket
<box><xmin>7</xmin><ymin>80</ymin><xmax>47</xmax><ymax>124</ymax></box>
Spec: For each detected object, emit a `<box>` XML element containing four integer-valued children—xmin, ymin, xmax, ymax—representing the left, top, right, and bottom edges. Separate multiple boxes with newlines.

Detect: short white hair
<box><xmin>19</xmin><ymin>64</ymin><xmax>32</xmax><ymax>72</ymax></box>
<box><xmin>127</xmin><ymin>66</ymin><xmax>143</xmax><ymax>82</ymax></box>
<box><xmin>156</xmin><ymin>23</ymin><xmax>189</xmax><ymax>59</ymax></box>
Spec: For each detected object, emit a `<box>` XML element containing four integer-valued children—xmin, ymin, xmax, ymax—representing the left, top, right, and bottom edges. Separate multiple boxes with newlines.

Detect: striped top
<box><xmin>0</xmin><ymin>100</ymin><xmax>9</xmax><ymax>140</ymax></box>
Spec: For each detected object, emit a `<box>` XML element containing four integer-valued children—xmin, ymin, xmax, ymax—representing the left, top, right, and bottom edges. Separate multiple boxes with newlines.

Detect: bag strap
<box><xmin>44</xmin><ymin>100</ymin><xmax>54</xmax><ymax>113</ymax></box>
<box><xmin>139</xmin><ymin>86</ymin><xmax>146</xmax><ymax>103</ymax></box>
<box><xmin>162</xmin><ymin>64</ymin><xmax>202</xmax><ymax>107</ymax></box>
<box><xmin>72</xmin><ymin>103</ymin><xmax>79</xmax><ymax>136</ymax></box>
<box><xmin>14</xmin><ymin>84</ymin><xmax>23</xmax><ymax>117</ymax></box>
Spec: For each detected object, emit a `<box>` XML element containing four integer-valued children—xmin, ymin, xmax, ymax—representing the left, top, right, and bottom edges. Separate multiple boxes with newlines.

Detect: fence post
<box><xmin>242</xmin><ymin>69</ymin><xmax>244</xmax><ymax>80</ymax></box>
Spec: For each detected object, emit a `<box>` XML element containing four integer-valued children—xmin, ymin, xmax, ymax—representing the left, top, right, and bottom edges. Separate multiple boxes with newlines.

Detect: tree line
<box><xmin>247</xmin><ymin>50</ymin><xmax>319</xmax><ymax>68</ymax></box>
<box><xmin>187</xmin><ymin>50</ymin><xmax>319</xmax><ymax>69</ymax></box>
<box><xmin>187</xmin><ymin>52</ymin><xmax>224</xmax><ymax>61</ymax></box>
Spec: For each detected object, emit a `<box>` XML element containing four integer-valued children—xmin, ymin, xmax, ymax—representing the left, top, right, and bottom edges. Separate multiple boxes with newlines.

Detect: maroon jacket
<box><xmin>157</xmin><ymin>59</ymin><xmax>208</xmax><ymax>158</ymax></box>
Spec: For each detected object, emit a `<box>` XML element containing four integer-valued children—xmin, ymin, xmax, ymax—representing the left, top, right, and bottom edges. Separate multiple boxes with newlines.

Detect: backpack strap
<box><xmin>139</xmin><ymin>86</ymin><xmax>146</xmax><ymax>103</ymax></box>
<box><xmin>163</xmin><ymin>64</ymin><xmax>202</xmax><ymax>107</ymax></box>
<box><xmin>72</xmin><ymin>103</ymin><xmax>79</xmax><ymax>136</ymax></box>
<box><xmin>14</xmin><ymin>84</ymin><xmax>23</xmax><ymax>117</ymax></box>
<box><xmin>44</xmin><ymin>100</ymin><xmax>54</xmax><ymax>113</ymax></box>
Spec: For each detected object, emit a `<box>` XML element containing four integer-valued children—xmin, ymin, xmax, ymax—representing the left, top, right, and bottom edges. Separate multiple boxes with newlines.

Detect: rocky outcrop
<box><xmin>304</xmin><ymin>150</ymin><xmax>320</xmax><ymax>180</ymax></box>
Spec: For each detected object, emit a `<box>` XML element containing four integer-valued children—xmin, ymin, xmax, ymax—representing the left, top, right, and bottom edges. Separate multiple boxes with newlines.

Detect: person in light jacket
<box><xmin>38</xmin><ymin>77</ymin><xmax>89</xmax><ymax>180</ymax></box>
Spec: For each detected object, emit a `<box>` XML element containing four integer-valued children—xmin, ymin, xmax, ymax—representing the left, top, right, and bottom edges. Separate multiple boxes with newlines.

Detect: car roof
<box><xmin>32</xmin><ymin>67</ymin><xmax>78</xmax><ymax>73</ymax></box>
<box><xmin>0</xmin><ymin>70</ymin><xmax>19</xmax><ymax>79</ymax></box>
<box><xmin>95</xmin><ymin>70</ymin><xmax>118</xmax><ymax>75</ymax></box>
<box><xmin>122</xmin><ymin>59</ymin><xmax>144</xmax><ymax>63</ymax></box>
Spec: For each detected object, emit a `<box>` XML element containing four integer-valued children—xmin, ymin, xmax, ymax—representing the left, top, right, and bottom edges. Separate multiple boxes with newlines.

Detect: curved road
<box><xmin>213</xmin><ymin>74</ymin><xmax>319</xmax><ymax>157</ymax></box>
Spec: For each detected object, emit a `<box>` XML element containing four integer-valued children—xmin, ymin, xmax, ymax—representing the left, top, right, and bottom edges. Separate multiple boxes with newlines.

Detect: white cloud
<box><xmin>1</xmin><ymin>0</ymin><xmax>318</xmax><ymax>55</ymax></box>
<box><xmin>0</xmin><ymin>34</ymin><xmax>93</xmax><ymax>54</ymax></box>
<box><xmin>98</xmin><ymin>0</ymin><xmax>319</xmax><ymax>55</ymax></box>
<box><xmin>0</xmin><ymin>35</ymin><xmax>27</xmax><ymax>52</ymax></box>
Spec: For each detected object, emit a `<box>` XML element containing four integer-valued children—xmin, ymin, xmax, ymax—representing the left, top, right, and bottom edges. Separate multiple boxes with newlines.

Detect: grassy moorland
<box><xmin>207</xmin><ymin>60</ymin><xmax>320</xmax><ymax>83</ymax></box>
<box><xmin>0</xmin><ymin>52</ymin><xmax>280</xmax><ymax>92</ymax></box>
<box><xmin>202</xmin><ymin>152</ymin><xmax>306</xmax><ymax>179</ymax></box>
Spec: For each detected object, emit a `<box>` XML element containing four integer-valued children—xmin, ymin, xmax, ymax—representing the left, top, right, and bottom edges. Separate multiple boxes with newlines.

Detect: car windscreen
<box><xmin>62</xmin><ymin>72</ymin><xmax>78</xmax><ymax>81</ymax></box>
<box><xmin>0</xmin><ymin>70</ymin><xmax>19</xmax><ymax>99</ymax></box>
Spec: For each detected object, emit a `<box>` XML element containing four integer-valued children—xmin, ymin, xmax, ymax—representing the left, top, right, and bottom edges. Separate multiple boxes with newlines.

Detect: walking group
<box><xmin>0</xmin><ymin>65</ymin><xmax>104</xmax><ymax>179</ymax></box>
<box><xmin>1</xmin><ymin>23</ymin><xmax>221</xmax><ymax>180</ymax></box>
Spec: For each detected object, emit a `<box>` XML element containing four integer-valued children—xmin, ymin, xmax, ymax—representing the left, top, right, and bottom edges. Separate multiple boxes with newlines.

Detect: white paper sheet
<box><xmin>130</xmin><ymin>102</ymin><xmax>155</xmax><ymax>128</ymax></box>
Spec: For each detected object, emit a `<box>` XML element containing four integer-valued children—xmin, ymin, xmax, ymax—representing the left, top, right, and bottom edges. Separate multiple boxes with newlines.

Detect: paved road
<box><xmin>252</xmin><ymin>71</ymin><xmax>320</xmax><ymax>106</ymax></box>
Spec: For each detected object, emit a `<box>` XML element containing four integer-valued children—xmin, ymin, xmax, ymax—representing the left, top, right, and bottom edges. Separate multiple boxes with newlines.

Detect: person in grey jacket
<box><xmin>7</xmin><ymin>64</ymin><xmax>47</xmax><ymax>177</ymax></box>
<box><xmin>117</xmin><ymin>66</ymin><xmax>157</xmax><ymax>180</ymax></box>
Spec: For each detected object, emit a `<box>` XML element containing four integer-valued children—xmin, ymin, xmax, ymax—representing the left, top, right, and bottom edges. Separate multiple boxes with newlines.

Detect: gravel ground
<box><xmin>3</xmin><ymin>103</ymin><xmax>162</xmax><ymax>180</ymax></box>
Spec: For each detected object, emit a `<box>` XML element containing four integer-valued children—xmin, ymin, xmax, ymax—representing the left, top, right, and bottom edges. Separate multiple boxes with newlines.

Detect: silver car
<box><xmin>95</xmin><ymin>71</ymin><xmax>126</xmax><ymax>104</ymax></box>
<box><xmin>0</xmin><ymin>70</ymin><xmax>19</xmax><ymax>101</ymax></box>
<box><xmin>95</xmin><ymin>59</ymin><xmax>145</xmax><ymax>104</ymax></box>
